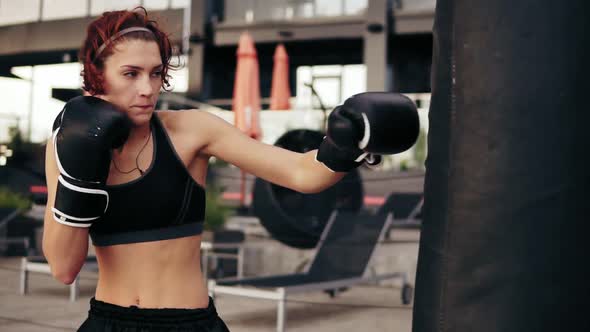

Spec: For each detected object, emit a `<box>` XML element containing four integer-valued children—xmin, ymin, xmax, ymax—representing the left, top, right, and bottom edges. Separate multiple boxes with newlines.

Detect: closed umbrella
<box><xmin>232</xmin><ymin>32</ymin><xmax>262</xmax><ymax>140</ymax></box>
<box><xmin>269</xmin><ymin>44</ymin><xmax>291</xmax><ymax>110</ymax></box>
<box><xmin>232</xmin><ymin>32</ymin><xmax>262</xmax><ymax>206</ymax></box>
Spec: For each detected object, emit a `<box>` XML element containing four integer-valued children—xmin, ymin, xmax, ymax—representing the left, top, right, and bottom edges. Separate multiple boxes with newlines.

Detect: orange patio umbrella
<box><xmin>232</xmin><ymin>32</ymin><xmax>262</xmax><ymax>206</ymax></box>
<box><xmin>269</xmin><ymin>44</ymin><xmax>291</xmax><ymax>110</ymax></box>
<box><xmin>232</xmin><ymin>32</ymin><xmax>262</xmax><ymax>140</ymax></box>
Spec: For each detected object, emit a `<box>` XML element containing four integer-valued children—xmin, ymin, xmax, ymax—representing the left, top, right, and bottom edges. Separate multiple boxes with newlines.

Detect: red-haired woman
<box><xmin>42</xmin><ymin>7</ymin><xmax>418</xmax><ymax>332</ymax></box>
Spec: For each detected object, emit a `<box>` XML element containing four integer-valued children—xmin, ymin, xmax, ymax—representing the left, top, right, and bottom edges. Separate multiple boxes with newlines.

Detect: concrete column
<box><xmin>187</xmin><ymin>0</ymin><xmax>206</xmax><ymax>98</ymax></box>
<box><xmin>364</xmin><ymin>0</ymin><xmax>391</xmax><ymax>92</ymax></box>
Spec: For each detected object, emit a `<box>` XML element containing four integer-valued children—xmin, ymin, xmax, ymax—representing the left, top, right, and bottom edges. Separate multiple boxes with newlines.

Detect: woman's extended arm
<box><xmin>184</xmin><ymin>93</ymin><xmax>419</xmax><ymax>193</ymax></box>
<box><xmin>197</xmin><ymin>112</ymin><xmax>346</xmax><ymax>194</ymax></box>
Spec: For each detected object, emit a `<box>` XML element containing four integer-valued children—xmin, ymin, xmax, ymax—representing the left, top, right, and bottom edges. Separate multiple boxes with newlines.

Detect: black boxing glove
<box><xmin>51</xmin><ymin>96</ymin><xmax>131</xmax><ymax>227</ymax></box>
<box><xmin>316</xmin><ymin>92</ymin><xmax>420</xmax><ymax>172</ymax></box>
<box><xmin>316</xmin><ymin>106</ymin><xmax>369</xmax><ymax>172</ymax></box>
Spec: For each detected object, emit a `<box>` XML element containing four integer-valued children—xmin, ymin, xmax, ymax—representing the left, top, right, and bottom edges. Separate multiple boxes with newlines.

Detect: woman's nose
<box><xmin>138</xmin><ymin>76</ymin><xmax>154</xmax><ymax>96</ymax></box>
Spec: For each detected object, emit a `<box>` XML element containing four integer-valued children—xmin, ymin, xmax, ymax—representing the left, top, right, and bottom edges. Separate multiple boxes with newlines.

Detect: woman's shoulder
<box><xmin>155</xmin><ymin>109</ymin><xmax>229</xmax><ymax>133</ymax></box>
<box><xmin>155</xmin><ymin>109</ymin><xmax>203</xmax><ymax>132</ymax></box>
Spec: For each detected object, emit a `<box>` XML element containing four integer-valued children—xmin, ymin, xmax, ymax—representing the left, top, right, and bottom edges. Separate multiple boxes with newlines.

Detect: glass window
<box><xmin>143</xmin><ymin>0</ymin><xmax>170</xmax><ymax>10</ymax></box>
<box><xmin>0</xmin><ymin>76</ymin><xmax>31</xmax><ymax>142</ymax></box>
<box><xmin>170</xmin><ymin>0</ymin><xmax>189</xmax><ymax>9</ymax></box>
<box><xmin>223</xmin><ymin>0</ymin><xmax>366</xmax><ymax>23</ymax></box>
<box><xmin>0</xmin><ymin>0</ymin><xmax>40</xmax><ymax>26</ymax></box>
<box><xmin>42</xmin><ymin>0</ymin><xmax>88</xmax><ymax>20</ymax></box>
<box><xmin>311</xmin><ymin>65</ymin><xmax>341</xmax><ymax>76</ymax></box>
<box><xmin>252</xmin><ymin>1</ymin><xmax>275</xmax><ymax>21</ymax></box>
<box><xmin>295</xmin><ymin>64</ymin><xmax>366</xmax><ymax>110</ymax></box>
<box><xmin>90</xmin><ymin>0</ymin><xmax>141</xmax><ymax>16</ymax></box>
<box><xmin>397</xmin><ymin>0</ymin><xmax>436</xmax><ymax>12</ymax></box>
<box><xmin>294</xmin><ymin>67</ymin><xmax>313</xmax><ymax>110</ymax></box>
<box><xmin>344</xmin><ymin>0</ymin><xmax>367</xmax><ymax>15</ymax></box>
<box><xmin>254</xmin><ymin>0</ymin><xmax>288</xmax><ymax>21</ymax></box>
<box><xmin>168</xmin><ymin>55</ymin><xmax>188</xmax><ymax>92</ymax></box>
<box><xmin>341</xmin><ymin>64</ymin><xmax>366</xmax><ymax>99</ymax></box>
<box><xmin>224</xmin><ymin>0</ymin><xmax>255</xmax><ymax>23</ymax></box>
<box><xmin>5</xmin><ymin>63</ymin><xmax>82</xmax><ymax>143</ymax></box>
<box><xmin>312</xmin><ymin>77</ymin><xmax>340</xmax><ymax>108</ymax></box>
<box><xmin>314</xmin><ymin>0</ymin><xmax>343</xmax><ymax>17</ymax></box>
<box><xmin>290</xmin><ymin>0</ymin><xmax>314</xmax><ymax>19</ymax></box>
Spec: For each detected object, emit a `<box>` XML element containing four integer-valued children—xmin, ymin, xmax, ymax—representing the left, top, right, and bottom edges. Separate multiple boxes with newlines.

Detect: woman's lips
<box><xmin>132</xmin><ymin>105</ymin><xmax>153</xmax><ymax>112</ymax></box>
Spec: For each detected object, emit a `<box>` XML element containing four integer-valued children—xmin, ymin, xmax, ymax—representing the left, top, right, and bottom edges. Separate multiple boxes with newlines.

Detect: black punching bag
<box><xmin>414</xmin><ymin>1</ymin><xmax>590</xmax><ymax>332</ymax></box>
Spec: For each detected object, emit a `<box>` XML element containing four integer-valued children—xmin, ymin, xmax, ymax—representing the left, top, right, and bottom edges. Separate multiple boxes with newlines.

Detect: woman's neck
<box><xmin>117</xmin><ymin>119</ymin><xmax>152</xmax><ymax>154</ymax></box>
<box><xmin>128</xmin><ymin>124</ymin><xmax>151</xmax><ymax>143</ymax></box>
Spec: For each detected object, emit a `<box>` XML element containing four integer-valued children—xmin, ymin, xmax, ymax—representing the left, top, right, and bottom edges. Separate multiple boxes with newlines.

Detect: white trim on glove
<box><xmin>358</xmin><ymin>112</ymin><xmax>371</xmax><ymax>150</ymax></box>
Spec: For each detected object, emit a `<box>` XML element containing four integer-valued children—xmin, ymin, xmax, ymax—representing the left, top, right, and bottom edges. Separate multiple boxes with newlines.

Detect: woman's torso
<box><xmin>93</xmin><ymin>110</ymin><xmax>211</xmax><ymax>308</ymax></box>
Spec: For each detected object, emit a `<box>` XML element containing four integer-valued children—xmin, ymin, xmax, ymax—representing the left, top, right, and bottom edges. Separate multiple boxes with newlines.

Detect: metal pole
<box><xmin>70</xmin><ymin>276</ymin><xmax>79</xmax><ymax>302</ymax></box>
<box><xmin>19</xmin><ymin>258</ymin><xmax>28</xmax><ymax>295</ymax></box>
<box><xmin>27</xmin><ymin>67</ymin><xmax>35</xmax><ymax>142</ymax></box>
<box><xmin>38</xmin><ymin>0</ymin><xmax>43</xmax><ymax>21</ymax></box>
<box><xmin>277</xmin><ymin>291</ymin><xmax>286</xmax><ymax>332</ymax></box>
<box><xmin>182</xmin><ymin>0</ymin><xmax>192</xmax><ymax>55</ymax></box>
<box><xmin>237</xmin><ymin>246</ymin><xmax>245</xmax><ymax>278</ymax></box>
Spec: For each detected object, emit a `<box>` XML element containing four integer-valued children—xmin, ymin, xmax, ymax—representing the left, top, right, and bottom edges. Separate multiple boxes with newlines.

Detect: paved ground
<box><xmin>0</xmin><ymin>249</ymin><xmax>416</xmax><ymax>332</ymax></box>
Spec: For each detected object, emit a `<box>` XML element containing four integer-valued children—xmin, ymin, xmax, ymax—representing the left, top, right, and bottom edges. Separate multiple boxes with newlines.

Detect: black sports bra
<box><xmin>89</xmin><ymin>113</ymin><xmax>206</xmax><ymax>246</ymax></box>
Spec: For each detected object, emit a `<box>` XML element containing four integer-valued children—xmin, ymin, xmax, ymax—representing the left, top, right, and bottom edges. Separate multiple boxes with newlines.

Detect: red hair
<box><xmin>79</xmin><ymin>7</ymin><xmax>177</xmax><ymax>95</ymax></box>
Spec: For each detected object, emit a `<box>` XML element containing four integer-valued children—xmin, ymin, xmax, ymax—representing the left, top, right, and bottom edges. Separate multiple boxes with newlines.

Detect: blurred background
<box><xmin>0</xmin><ymin>0</ymin><xmax>435</xmax><ymax>255</ymax></box>
<box><xmin>0</xmin><ymin>0</ymin><xmax>434</xmax><ymax>230</ymax></box>
<box><xmin>0</xmin><ymin>1</ymin><xmax>435</xmax><ymax>330</ymax></box>
<box><xmin>0</xmin><ymin>0</ymin><xmax>434</xmax><ymax>253</ymax></box>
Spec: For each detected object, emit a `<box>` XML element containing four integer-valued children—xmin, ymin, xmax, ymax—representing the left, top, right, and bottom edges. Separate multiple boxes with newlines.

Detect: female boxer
<box><xmin>42</xmin><ymin>7</ymin><xmax>418</xmax><ymax>331</ymax></box>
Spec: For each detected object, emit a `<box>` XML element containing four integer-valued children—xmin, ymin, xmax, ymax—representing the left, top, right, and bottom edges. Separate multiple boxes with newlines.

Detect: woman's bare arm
<box><xmin>42</xmin><ymin>139</ymin><xmax>89</xmax><ymax>284</ymax></box>
<box><xmin>193</xmin><ymin>111</ymin><xmax>346</xmax><ymax>193</ymax></box>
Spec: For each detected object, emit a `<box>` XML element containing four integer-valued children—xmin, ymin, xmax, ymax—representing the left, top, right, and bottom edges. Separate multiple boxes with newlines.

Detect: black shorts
<box><xmin>78</xmin><ymin>297</ymin><xmax>230</xmax><ymax>332</ymax></box>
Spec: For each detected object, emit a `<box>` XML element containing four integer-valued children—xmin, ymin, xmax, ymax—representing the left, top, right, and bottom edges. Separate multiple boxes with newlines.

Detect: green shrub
<box><xmin>413</xmin><ymin>128</ymin><xmax>427</xmax><ymax>169</ymax></box>
<box><xmin>0</xmin><ymin>187</ymin><xmax>32</xmax><ymax>210</ymax></box>
<box><xmin>399</xmin><ymin>159</ymin><xmax>410</xmax><ymax>172</ymax></box>
<box><xmin>204</xmin><ymin>184</ymin><xmax>234</xmax><ymax>231</ymax></box>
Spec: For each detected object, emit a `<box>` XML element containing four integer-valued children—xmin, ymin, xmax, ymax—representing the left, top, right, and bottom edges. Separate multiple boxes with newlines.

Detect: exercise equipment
<box><xmin>252</xmin><ymin>129</ymin><xmax>363</xmax><ymax>248</ymax></box>
<box><xmin>414</xmin><ymin>1</ymin><xmax>590</xmax><ymax>331</ymax></box>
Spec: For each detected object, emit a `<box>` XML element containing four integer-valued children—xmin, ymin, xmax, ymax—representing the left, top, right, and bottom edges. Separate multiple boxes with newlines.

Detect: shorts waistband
<box><xmin>89</xmin><ymin>297</ymin><xmax>218</xmax><ymax>324</ymax></box>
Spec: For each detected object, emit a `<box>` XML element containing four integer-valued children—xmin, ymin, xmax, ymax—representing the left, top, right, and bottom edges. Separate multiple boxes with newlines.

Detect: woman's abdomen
<box><xmin>94</xmin><ymin>235</ymin><xmax>209</xmax><ymax>309</ymax></box>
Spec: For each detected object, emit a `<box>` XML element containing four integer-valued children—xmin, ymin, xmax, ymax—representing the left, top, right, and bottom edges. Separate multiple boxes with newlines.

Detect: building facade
<box><xmin>0</xmin><ymin>0</ymin><xmax>435</xmax><ymax>110</ymax></box>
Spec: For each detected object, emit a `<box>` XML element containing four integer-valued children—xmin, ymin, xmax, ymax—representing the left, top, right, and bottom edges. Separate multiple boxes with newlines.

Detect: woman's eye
<box><xmin>151</xmin><ymin>71</ymin><xmax>162</xmax><ymax>77</ymax></box>
<box><xmin>124</xmin><ymin>72</ymin><xmax>137</xmax><ymax>77</ymax></box>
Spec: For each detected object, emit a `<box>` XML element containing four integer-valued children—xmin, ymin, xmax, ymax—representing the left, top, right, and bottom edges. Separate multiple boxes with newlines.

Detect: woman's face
<box><xmin>100</xmin><ymin>39</ymin><xmax>162</xmax><ymax>126</ymax></box>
